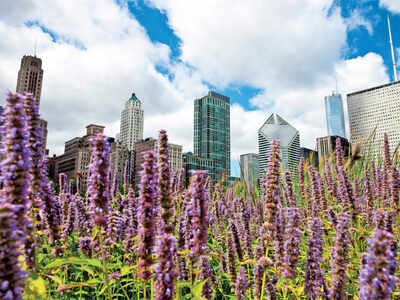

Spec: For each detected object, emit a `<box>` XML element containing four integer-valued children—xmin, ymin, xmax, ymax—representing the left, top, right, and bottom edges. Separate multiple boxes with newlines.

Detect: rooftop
<box><xmin>347</xmin><ymin>80</ymin><xmax>400</xmax><ymax>97</ymax></box>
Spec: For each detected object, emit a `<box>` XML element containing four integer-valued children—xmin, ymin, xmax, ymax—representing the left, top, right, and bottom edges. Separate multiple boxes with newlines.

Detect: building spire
<box><xmin>388</xmin><ymin>14</ymin><xmax>398</xmax><ymax>82</ymax></box>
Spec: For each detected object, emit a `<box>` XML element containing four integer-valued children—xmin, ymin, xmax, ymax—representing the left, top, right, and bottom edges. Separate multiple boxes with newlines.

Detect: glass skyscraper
<box><xmin>324</xmin><ymin>92</ymin><xmax>346</xmax><ymax>138</ymax></box>
<box><xmin>258</xmin><ymin>113</ymin><xmax>300</xmax><ymax>178</ymax></box>
<box><xmin>193</xmin><ymin>91</ymin><xmax>230</xmax><ymax>182</ymax></box>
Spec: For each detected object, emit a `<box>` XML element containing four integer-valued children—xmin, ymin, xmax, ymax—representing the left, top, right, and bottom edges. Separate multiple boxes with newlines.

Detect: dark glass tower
<box><xmin>194</xmin><ymin>91</ymin><xmax>230</xmax><ymax>182</ymax></box>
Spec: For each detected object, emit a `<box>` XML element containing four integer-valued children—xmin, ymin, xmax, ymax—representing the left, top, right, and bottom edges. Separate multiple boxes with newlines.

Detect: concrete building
<box><xmin>135</xmin><ymin>137</ymin><xmax>182</xmax><ymax>185</ymax></box>
<box><xmin>16</xmin><ymin>55</ymin><xmax>48</xmax><ymax>149</ymax></box>
<box><xmin>194</xmin><ymin>91</ymin><xmax>230</xmax><ymax>182</ymax></box>
<box><xmin>183</xmin><ymin>152</ymin><xmax>216</xmax><ymax>184</ymax></box>
<box><xmin>258</xmin><ymin>113</ymin><xmax>300</xmax><ymax>178</ymax></box>
<box><xmin>240</xmin><ymin>153</ymin><xmax>259</xmax><ymax>185</ymax></box>
<box><xmin>316</xmin><ymin>135</ymin><xmax>350</xmax><ymax>163</ymax></box>
<box><xmin>120</xmin><ymin>93</ymin><xmax>144</xmax><ymax>151</ymax></box>
<box><xmin>347</xmin><ymin>81</ymin><xmax>400</xmax><ymax>158</ymax></box>
<box><xmin>54</xmin><ymin>124</ymin><xmax>106</xmax><ymax>185</ymax></box>
<box><xmin>324</xmin><ymin>92</ymin><xmax>346</xmax><ymax>138</ymax></box>
<box><xmin>300</xmin><ymin>147</ymin><xmax>319</xmax><ymax>168</ymax></box>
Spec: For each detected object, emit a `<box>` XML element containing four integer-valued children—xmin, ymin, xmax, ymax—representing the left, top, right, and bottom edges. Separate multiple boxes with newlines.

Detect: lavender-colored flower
<box><xmin>305</xmin><ymin>217</ymin><xmax>327</xmax><ymax>299</ymax></box>
<box><xmin>230</xmin><ymin>221</ymin><xmax>243</xmax><ymax>261</ymax></box>
<box><xmin>263</xmin><ymin>140</ymin><xmax>280</xmax><ymax>246</ymax></box>
<box><xmin>364</xmin><ymin>169</ymin><xmax>374</xmax><ymax>224</ymax></box>
<box><xmin>154</xmin><ymin>233</ymin><xmax>176</xmax><ymax>300</ymax></box>
<box><xmin>274</xmin><ymin>205</ymin><xmax>286</xmax><ymax>271</ymax></box>
<box><xmin>62</xmin><ymin>199</ymin><xmax>77</xmax><ymax>241</ymax></box>
<box><xmin>41</xmin><ymin>181</ymin><xmax>61</xmax><ymax>245</ymax></box>
<box><xmin>391</xmin><ymin>166</ymin><xmax>399</xmax><ymax>210</ymax></box>
<box><xmin>324</xmin><ymin>158</ymin><xmax>337</xmax><ymax>201</ymax></box>
<box><xmin>199</xmin><ymin>255</ymin><xmax>213</xmax><ymax>299</ymax></box>
<box><xmin>157</xmin><ymin>129</ymin><xmax>174</xmax><ymax>234</ymax></box>
<box><xmin>283</xmin><ymin>207</ymin><xmax>302</xmax><ymax>278</ymax></box>
<box><xmin>75</xmin><ymin>194</ymin><xmax>90</xmax><ymax>235</ymax></box>
<box><xmin>123</xmin><ymin>159</ymin><xmax>130</xmax><ymax>194</ymax></box>
<box><xmin>225</xmin><ymin>230</ymin><xmax>237</xmax><ymax>289</ymax></box>
<box><xmin>0</xmin><ymin>203</ymin><xmax>26</xmax><ymax>300</ymax></box>
<box><xmin>107</xmin><ymin>209</ymin><xmax>122</xmax><ymax>244</ymax></box>
<box><xmin>335</xmin><ymin>137</ymin><xmax>344</xmax><ymax>167</ymax></box>
<box><xmin>298</xmin><ymin>157</ymin><xmax>306</xmax><ymax>201</ymax></box>
<box><xmin>59</xmin><ymin>173</ymin><xmax>67</xmax><ymax>194</ymax></box>
<box><xmin>358</xmin><ymin>229</ymin><xmax>396</xmax><ymax>300</ymax></box>
<box><xmin>125</xmin><ymin>187</ymin><xmax>137</xmax><ymax>240</ymax></box>
<box><xmin>137</xmin><ymin>150</ymin><xmax>157</xmax><ymax>280</ymax></box>
<box><xmin>328</xmin><ymin>208</ymin><xmax>338</xmax><ymax>228</ymax></box>
<box><xmin>329</xmin><ymin>212</ymin><xmax>350</xmax><ymax>299</ymax></box>
<box><xmin>284</xmin><ymin>171</ymin><xmax>296</xmax><ymax>207</ymax></box>
<box><xmin>308</xmin><ymin>165</ymin><xmax>322</xmax><ymax>217</ymax></box>
<box><xmin>87</xmin><ymin>133</ymin><xmax>111</xmax><ymax>226</ymax></box>
<box><xmin>235</xmin><ymin>268</ymin><xmax>249</xmax><ymax>300</ymax></box>
<box><xmin>190</xmin><ymin>170</ymin><xmax>209</xmax><ymax>258</ymax></box>
<box><xmin>0</xmin><ymin>93</ymin><xmax>31</xmax><ymax>240</ymax></box>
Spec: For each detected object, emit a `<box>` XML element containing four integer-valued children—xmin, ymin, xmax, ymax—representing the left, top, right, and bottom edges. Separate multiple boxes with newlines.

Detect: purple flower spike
<box><xmin>59</xmin><ymin>173</ymin><xmax>67</xmax><ymax>194</ymax></box>
<box><xmin>359</xmin><ymin>229</ymin><xmax>396</xmax><ymax>300</ymax></box>
<box><xmin>137</xmin><ymin>150</ymin><xmax>157</xmax><ymax>280</ymax></box>
<box><xmin>190</xmin><ymin>170</ymin><xmax>209</xmax><ymax>258</ymax></box>
<box><xmin>283</xmin><ymin>207</ymin><xmax>302</xmax><ymax>278</ymax></box>
<box><xmin>154</xmin><ymin>233</ymin><xmax>176</xmax><ymax>300</ymax></box>
<box><xmin>123</xmin><ymin>159</ymin><xmax>130</xmax><ymax>194</ymax></box>
<box><xmin>0</xmin><ymin>93</ymin><xmax>31</xmax><ymax>240</ymax></box>
<box><xmin>305</xmin><ymin>217</ymin><xmax>327</xmax><ymax>299</ymax></box>
<box><xmin>158</xmin><ymin>129</ymin><xmax>174</xmax><ymax>234</ymax></box>
<box><xmin>235</xmin><ymin>267</ymin><xmax>249</xmax><ymax>300</ymax></box>
<box><xmin>0</xmin><ymin>203</ymin><xmax>26</xmax><ymax>300</ymax></box>
<box><xmin>87</xmin><ymin>133</ymin><xmax>111</xmax><ymax>226</ymax></box>
<box><xmin>329</xmin><ymin>212</ymin><xmax>350</xmax><ymax>299</ymax></box>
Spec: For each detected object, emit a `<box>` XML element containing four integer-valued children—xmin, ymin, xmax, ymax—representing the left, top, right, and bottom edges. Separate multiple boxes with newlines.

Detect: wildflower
<box><xmin>154</xmin><ymin>233</ymin><xmax>176</xmax><ymax>300</ymax></box>
<box><xmin>283</xmin><ymin>207</ymin><xmax>302</xmax><ymax>278</ymax></box>
<box><xmin>358</xmin><ymin>229</ymin><xmax>396</xmax><ymax>300</ymax></box>
<box><xmin>329</xmin><ymin>212</ymin><xmax>350</xmax><ymax>299</ymax></box>
<box><xmin>87</xmin><ymin>133</ymin><xmax>111</xmax><ymax>226</ymax></box>
<box><xmin>137</xmin><ymin>150</ymin><xmax>157</xmax><ymax>280</ymax></box>
<box><xmin>305</xmin><ymin>217</ymin><xmax>327</xmax><ymax>299</ymax></box>
<box><xmin>235</xmin><ymin>268</ymin><xmax>249</xmax><ymax>300</ymax></box>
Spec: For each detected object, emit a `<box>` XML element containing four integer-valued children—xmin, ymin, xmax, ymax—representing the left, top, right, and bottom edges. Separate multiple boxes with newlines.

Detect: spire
<box><xmin>129</xmin><ymin>93</ymin><xmax>139</xmax><ymax>101</ymax></box>
<box><xmin>388</xmin><ymin>14</ymin><xmax>398</xmax><ymax>82</ymax></box>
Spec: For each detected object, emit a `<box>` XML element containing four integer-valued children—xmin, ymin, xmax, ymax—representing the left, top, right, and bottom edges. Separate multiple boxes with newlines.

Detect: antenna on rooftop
<box><xmin>387</xmin><ymin>14</ymin><xmax>398</xmax><ymax>82</ymax></box>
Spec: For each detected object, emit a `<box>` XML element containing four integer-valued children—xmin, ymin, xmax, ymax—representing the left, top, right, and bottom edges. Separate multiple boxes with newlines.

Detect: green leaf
<box><xmin>44</xmin><ymin>257</ymin><xmax>102</xmax><ymax>269</ymax></box>
<box><xmin>192</xmin><ymin>279</ymin><xmax>208</xmax><ymax>299</ymax></box>
<box><xmin>120</xmin><ymin>265</ymin><xmax>136</xmax><ymax>276</ymax></box>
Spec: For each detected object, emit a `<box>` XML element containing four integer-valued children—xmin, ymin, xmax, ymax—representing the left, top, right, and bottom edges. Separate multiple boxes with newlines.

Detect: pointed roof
<box><xmin>129</xmin><ymin>93</ymin><xmax>139</xmax><ymax>101</ymax></box>
<box><xmin>258</xmin><ymin>113</ymin><xmax>298</xmax><ymax>147</ymax></box>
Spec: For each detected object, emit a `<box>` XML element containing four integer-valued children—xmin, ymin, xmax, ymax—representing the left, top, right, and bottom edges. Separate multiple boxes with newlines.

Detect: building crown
<box><xmin>129</xmin><ymin>93</ymin><xmax>139</xmax><ymax>101</ymax></box>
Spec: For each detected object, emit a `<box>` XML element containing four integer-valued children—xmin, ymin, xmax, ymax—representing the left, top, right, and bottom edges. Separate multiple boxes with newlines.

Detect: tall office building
<box><xmin>120</xmin><ymin>93</ymin><xmax>144</xmax><ymax>151</ymax></box>
<box><xmin>240</xmin><ymin>153</ymin><xmax>259</xmax><ymax>185</ymax></box>
<box><xmin>324</xmin><ymin>92</ymin><xmax>346</xmax><ymax>138</ymax></box>
<box><xmin>194</xmin><ymin>91</ymin><xmax>230</xmax><ymax>182</ymax></box>
<box><xmin>347</xmin><ymin>81</ymin><xmax>400</xmax><ymax>157</ymax></box>
<box><xmin>16</xmin><ymin>55</ymin><xmax>44</xmax><ymax>106</ymax></box>
<box><xmin>258</xmin><ymin>113</ymin><xmax>300</xmax><ymax>178</ymax></box>
<box><xmin>16</xmin><ymin>55</ymin><xmax>48</xmax><ymax>149</ymax></box>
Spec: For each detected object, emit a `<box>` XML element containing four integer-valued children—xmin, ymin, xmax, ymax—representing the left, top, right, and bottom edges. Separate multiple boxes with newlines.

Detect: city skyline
<box><xmin>1</xmin><ymin>1</ymin><xmax>400</xmax><ymax>174</ymax></box>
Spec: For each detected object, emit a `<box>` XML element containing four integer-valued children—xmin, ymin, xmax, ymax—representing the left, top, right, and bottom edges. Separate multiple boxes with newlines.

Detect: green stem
<box><xmin>98</xmin><ymin>227</ymin><xmax>112</xmax><ymax>300</ymax></box>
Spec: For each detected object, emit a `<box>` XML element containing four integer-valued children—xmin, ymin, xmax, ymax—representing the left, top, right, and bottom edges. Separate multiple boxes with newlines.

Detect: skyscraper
<box><xmin>347</xmin><ymin>81</ymin><xmax>400</xmax><ymax>157</ymax></box>
<box><xmin>316</xmin><ymin>135</ymin><xmax>349</xmax><ymax>163</ymax></box>
<box><xmin>119</xmin><ymin>93</ymin><xmax>144</xmax><ymax>151</ymax></box>
<box><xmin>258</xmin><ymin>113</ymin><xmax>300</xmax><ymax>178</ymax></box>
<box><xmin>16</xmin><ymin>55</ymin><xmax>48</xmax><ymax>149</ymax></box>
<box><xmin>194</xmin><ymin>91</ymin><xmax>230</xmax><ymax>182</ymax></box>
<box><xmin>16</xmin><ymin>55</ymin><xmax>44</xmax><ymax>107</ymax></box>
<box><xmin>324</xmin><ymin>92</ymin><xmax>346</xmax><ymax>138</ymax></box>
<box><xmin>240</xmin><ymin>153</ymin><xmax>259</xmax><ymax>185</ymax></box>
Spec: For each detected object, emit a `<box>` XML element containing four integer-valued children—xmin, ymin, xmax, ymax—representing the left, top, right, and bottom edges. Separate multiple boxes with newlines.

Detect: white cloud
<box><xmin>380</xmin><ymin>0</ymin><xmax>400</xmax><ymax>13</ymax></box>
<box><xmin>345</xmin><ymin>9</ymin><xmax>374</xmax><ymax>35</ymax></box>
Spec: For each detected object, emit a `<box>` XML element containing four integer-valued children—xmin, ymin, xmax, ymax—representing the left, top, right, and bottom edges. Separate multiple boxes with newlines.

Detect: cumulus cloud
<box><xmin>380</xmin><ymin>0</ymin><xmax>400</xmax><ymax>13</ymax></box>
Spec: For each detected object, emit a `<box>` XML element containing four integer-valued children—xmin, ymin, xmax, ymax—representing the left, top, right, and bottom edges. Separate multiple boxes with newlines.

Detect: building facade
<box><xmin>54</xmin><ymin>124</ymin><xmax>106</xmax><ymax>186</ymax></box>
<box><xmin>135</xmin><ymin>138</ymin><xmax>183</xmax><ymax>185</ymax></box>
<box><xmin>16</xmin><ymin>55</ymin><xmax>44</xmax><ymax>106</ymax></box>
<box><xmin>324</xmin><ymin>92</ymin><xmax>346</xmax><ymax>138</ymax></box>
<box><xmin>240</xmin><ymin>153</ymin><xmax>259</xmax><ymax>185</ymax></box>
<box><xmin>110</xmin><ymin>141</ymin><xmax>134</xmax><ymax>187</ymax></box>
<box><xmin>258</xmin><ymin>113</ymin><xmax>300</xmax><ymax>178</ymax></box>
<box><xmin>347</xmin><ymin>81</ymin><xmax>400</xmax><ymax>157</ymax></box>
<box><xmin>194</xmin><ymin>91</ymin><xmax>230</xmax><ymax>182</ymax></box>
<box><xmin>316</xmin><ymin>135</ymin><xmax>350</xmax><ymax>163</ymax></box>
<box><xmin>120</xmin><ymin>93</ymin><xmax>144</xmax><ymax>151</ymax></box>
<box><xmin>16</xmin><ymin>55</ymin><xmax>48</xmax><ymax>149</ymax></box>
